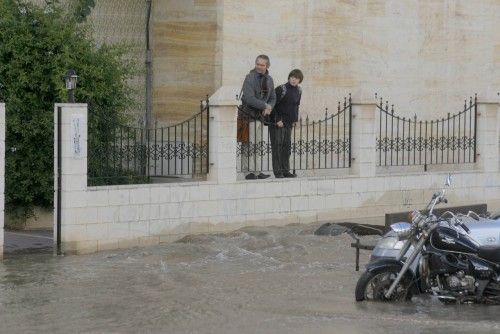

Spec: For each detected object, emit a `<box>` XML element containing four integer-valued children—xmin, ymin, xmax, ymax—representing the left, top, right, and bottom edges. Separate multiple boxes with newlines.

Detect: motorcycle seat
<box><xmin>478</xmin><ymin>246</ymin><xmax>500</xmax><ymax>264</ymax></box>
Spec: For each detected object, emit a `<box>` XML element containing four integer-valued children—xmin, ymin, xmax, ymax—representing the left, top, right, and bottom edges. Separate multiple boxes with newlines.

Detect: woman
<box><xmin>269</xmin><ymin>69</ymin><xmax>303</xmax><ymax>178</ymax></box>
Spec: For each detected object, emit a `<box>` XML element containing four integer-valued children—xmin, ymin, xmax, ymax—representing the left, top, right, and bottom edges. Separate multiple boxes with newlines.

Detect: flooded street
<box><xmin>1</xmin><ymin>223</ymin><xmax>499</xmax><ymax>334</ymax></box>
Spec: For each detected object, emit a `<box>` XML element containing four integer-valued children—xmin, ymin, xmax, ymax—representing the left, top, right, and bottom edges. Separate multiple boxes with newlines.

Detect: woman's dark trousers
<box><xmin>269</xmin><ymin>126</ymin><xmax>292</xmax><ymax>176</ymax></box>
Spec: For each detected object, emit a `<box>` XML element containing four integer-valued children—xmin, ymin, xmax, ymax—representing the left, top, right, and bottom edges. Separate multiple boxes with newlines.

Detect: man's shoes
<box><xmin>274</xmin><ymin>174</ymin><xmax>284</xmax><ymax>178</ymax></box>
<box><xmin>283</xmin><ymin>172</ymin><xmax>297</xmax><ymax>178</ymax></box>
<box><xmin>245</xmin><ymin>173</ymin><xmax>257</xmax><ymax>180</ymax></box>
<box><xmin>245</xmin><ymin>173</ymin><xmax>270</xmax><ymax>180</ymax></box>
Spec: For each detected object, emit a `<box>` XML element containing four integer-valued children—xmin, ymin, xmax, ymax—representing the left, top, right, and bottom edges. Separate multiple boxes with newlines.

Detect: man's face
<box><xmin>255</xmin><ymin>58</ymin><xmax>268</xmax><ymax>74</ymax></box>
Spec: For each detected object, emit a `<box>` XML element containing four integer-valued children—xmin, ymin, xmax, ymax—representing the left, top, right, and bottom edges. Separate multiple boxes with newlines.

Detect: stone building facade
<box><xmin>49</xmin><ymin>1</ymin><xmax>500</xmax><ymax>122</ymax></box>
<box><xmin>218</xmin><ymin>0</ymin><xmax>500</xmax><ymax>119</ymax></box>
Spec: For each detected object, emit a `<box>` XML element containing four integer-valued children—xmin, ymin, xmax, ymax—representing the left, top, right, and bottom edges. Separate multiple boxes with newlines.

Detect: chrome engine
<box><xmin>420</xmin><ymin>255</ymin><xmax>476</xmax><ymax>293</ymax></box>
<box><xmin>446</xmin><ymin>271</ymin><xmax>476</xmax><ymax>292</ymax></box>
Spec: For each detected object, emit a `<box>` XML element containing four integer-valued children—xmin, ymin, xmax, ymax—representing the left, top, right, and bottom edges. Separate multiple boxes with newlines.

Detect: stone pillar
<box><xmin>476</xmin><ymin>101</ymin><xmax>500</xmax><ymax>172</ymax></box>
<box><xmin>350</xmin><ymin>102</ymin><xmax>377</xmax><ymax>177</ymax></box>
<box><xmin>207</xmin><ymin>87</ymin><xmax>239</xmax><ymax>184</ymax></box>
<box><xmin>0</xmin><ymin>103</ymin><xmax>4</xmax><ymax>260</ymax></box>
<box><xmin>54</xmin><ymin>104</ymin><xmax>90</xmax><ymax>254</ymax></box>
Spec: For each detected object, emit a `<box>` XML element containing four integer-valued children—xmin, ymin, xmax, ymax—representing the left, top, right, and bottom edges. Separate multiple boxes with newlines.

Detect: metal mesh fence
<box><xmin>89</xmin><ymin>0</ymin><xmax>147</xmax><ymax>126</ymax></box>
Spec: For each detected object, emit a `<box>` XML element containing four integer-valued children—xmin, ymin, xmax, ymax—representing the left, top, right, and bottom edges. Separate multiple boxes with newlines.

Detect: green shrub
<box><xmin>0</xmin><ymin>0</ymin><xmax>136</xmax><ymax>215</ymax></box>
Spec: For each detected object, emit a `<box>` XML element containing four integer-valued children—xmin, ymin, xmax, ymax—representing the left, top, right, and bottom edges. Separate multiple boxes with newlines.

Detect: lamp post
<box><xmin>64</xmin><ymin>69</ymin><xmax>78</xmax><ymax>103</ymax></box>
<box><xmin>145</xmin><ymin>0</ymin><xmax>153</xmax><ymax>129</ymax></box>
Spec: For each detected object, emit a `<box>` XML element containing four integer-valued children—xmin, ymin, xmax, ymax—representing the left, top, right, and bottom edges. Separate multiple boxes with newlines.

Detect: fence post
<box><xmin>54</xmin><ymin>103</ymin><xmax>90</xmax><ymax>254</ymax></box>
<box><xmin>476</xmin><ymin>99</ymin><xmax>500</xmax><ymax>172</ymax></box>
<box><xmin>350</xmin><ymin>101</ymin><xmax>377</xmax><ymax>177</ymax></box>
<box><xmin>0</xmin><ymin>103</ymin><xmax>5</xmax><ymax>260</ymax></box>
<box><xmin>207</xmin><ymin>87</ymin><xmax>238</xmax><ymax>184</ymax></box>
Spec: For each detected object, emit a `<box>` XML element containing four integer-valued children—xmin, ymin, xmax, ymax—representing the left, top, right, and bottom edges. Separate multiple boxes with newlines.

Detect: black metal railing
<box><xmin>88</xmin><ymin>97</ymin><xmax>210</xmax><ymax>186</ymax></box>
<box><xmin>237</xmin><ymin>95</ymin><xmax>352</xmax><ymax>173</ymax></box>
<box><xmin>376</xmin><ymin>95</ymin><xmax>477</xmax><ymax>167</ymax></box>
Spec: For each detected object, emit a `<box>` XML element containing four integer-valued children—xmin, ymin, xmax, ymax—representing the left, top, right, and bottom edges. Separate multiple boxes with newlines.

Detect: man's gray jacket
<box><xmin>241</xmin><ymin>69</ymin><xmax>276</xmax><ymax>117</ymax></box>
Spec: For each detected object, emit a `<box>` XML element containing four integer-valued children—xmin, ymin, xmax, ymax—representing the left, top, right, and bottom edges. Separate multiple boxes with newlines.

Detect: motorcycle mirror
<box><xmin>445</xmin><ymin>174</ymin><xmax>452</xmax><ymax>187</ymax></box>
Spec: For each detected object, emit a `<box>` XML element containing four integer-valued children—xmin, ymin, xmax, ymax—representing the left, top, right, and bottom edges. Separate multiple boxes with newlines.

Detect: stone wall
<box><xmin>152</xmin><ymin>0</ymin><xmax>219</xmax><ymax>124</ymax></box>
<box><xmin>219</xmin><ymin>0</ymin><xmax>500</xmax><ymax>119</ymax></box>
<box><xmin>53</xmin><ymin>91</ymin><xmax>500</xmax><ymax>254</ymax></box>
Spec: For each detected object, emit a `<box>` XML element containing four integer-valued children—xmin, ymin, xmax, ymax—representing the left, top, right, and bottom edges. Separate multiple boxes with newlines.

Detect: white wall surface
<box><xmin>54</xmin><ymin>95</ymin><xmax>500</xmax><ymax>254</ymax></box>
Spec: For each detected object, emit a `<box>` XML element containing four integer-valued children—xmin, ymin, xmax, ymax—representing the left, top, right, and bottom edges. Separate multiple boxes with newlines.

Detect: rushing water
<box><xmin>1</xmin><ymin>223</ymin><xmax>499</xmax><ymax>334</ymax></box>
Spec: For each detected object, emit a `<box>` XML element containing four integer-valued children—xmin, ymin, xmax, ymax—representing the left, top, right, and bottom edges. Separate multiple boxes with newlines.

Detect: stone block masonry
<box><xmin>53</xmin><ymin>91</ymin><xmax>500</xmax><ymax>254</ymax></box>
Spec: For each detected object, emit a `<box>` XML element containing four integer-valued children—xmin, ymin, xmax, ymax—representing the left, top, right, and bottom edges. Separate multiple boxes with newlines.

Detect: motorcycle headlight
<box><xmin>376</xmin><ymin>236</ymin><xmax>405</xmax><ymax>250</ymax></box>
<box><xmin>390</xmin><ymin>222</ymin><xmax>412</xmax><ymax>239</ymax></box>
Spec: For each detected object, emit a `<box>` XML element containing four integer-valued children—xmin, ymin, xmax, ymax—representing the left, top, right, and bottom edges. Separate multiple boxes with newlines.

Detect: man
<box><xmin>239</xmin><ymin>55</ymin><xmax>276</xmax><ymax>180</ymax></box>
<box><xmin>269</xmin><ymin>69</ymin><xmax>303</xmax><ymax>178</ymax></box>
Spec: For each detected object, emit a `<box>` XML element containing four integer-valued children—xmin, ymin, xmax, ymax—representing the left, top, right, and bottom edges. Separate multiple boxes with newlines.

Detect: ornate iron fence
<box><xmin>376</xmin><ymin>95</ymin><xmax>477</xmax><ymax>167</ymax></box>
<box><xmin>237</xmin><ymin>95</ymin><xmax>352</xmax><ymax>173</ymax></box>
<box><xmin>88</xmin><ymin>97</ymin><xmax>209</xmax><ymax>186</ymax></box>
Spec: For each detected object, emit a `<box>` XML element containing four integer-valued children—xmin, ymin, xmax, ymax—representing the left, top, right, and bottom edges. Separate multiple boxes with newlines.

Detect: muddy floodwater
<box><xmin>1</xmin><ymin>223</ymin><xmax>499</xmax><ymax>334</ymax></box>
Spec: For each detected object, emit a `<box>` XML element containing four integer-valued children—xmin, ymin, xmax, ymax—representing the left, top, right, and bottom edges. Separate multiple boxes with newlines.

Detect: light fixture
<box><xmin>64</xmin><ymin>69</ymin><xmax>78</xmax><ymax>103</ymax></box>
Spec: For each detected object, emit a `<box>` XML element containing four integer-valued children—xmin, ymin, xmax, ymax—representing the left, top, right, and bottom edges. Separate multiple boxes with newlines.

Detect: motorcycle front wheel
<box><xmin>355</xmin><ymin>268</ymin><xmax>415</xmax><ymax>302</ymax></box>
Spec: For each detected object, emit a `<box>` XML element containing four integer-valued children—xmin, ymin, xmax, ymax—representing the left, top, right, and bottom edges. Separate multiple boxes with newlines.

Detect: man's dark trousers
<box><xmin>269</xmin><ymin>126</ymin><xmax>292</xmax><ymax>176</ymax></box>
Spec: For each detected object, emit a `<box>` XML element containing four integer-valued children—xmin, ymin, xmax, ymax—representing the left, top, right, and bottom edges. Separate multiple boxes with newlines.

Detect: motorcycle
<box><xmin>355</xmin><ymin>175</ymin><xmax>500</xmax><ymax>304</ymax></box>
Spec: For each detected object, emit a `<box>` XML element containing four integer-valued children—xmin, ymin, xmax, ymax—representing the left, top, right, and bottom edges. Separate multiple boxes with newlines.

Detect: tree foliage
<box><xmin>0</xmin><ymin>0</ymin><xmax>136</xmax><ymax>213</ymax></box>
<box><xmin>73</xmin><ymin>0</ymin><xmax>96</xmax><ymax>22</ymax></box>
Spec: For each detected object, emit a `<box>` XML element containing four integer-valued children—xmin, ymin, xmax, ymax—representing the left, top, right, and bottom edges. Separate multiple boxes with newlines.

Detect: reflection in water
<box><xmin>0</xmin><ymin>223</ymin><xmax>499</xmax><ymax>334</ymax></box>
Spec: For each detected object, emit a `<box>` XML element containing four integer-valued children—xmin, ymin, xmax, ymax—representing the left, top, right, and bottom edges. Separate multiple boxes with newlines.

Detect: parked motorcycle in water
<box><xmin>355</xmin><ymin>175</ymin><xmax>500</xmax><ymax>304</ymax></box>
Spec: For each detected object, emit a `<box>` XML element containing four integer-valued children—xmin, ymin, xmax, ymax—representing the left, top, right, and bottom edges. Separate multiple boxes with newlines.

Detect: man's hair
<box><xmin>288</xmin><ymin>69</ymin><xmax>304</xmax><ymax>83</ymax></box>
<box><xmin>255</xmin><ymin>54</ymin><xmax>270</xmax><ymax>67</ymax></box>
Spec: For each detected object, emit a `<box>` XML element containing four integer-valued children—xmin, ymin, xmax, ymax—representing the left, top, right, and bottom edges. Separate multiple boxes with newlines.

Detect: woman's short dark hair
<box><xmin>288</xmin><ymin>69</ymin><xmax>304</xmax><ymax>83</ymax></box>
